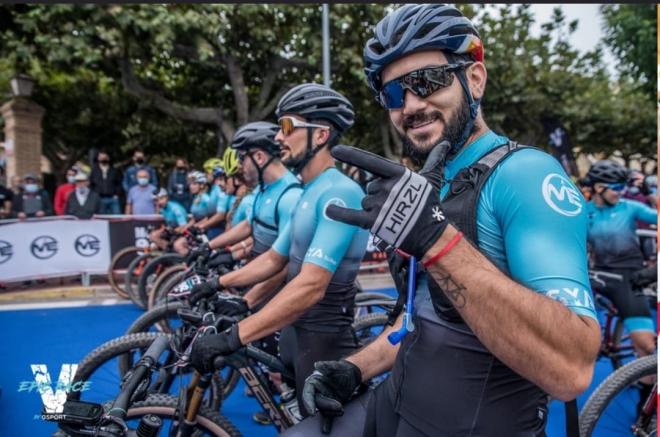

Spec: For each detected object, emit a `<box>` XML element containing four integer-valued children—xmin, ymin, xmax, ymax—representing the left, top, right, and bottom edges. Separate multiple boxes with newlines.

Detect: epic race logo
<box><xmin>18</xmin><ymin>364</ymin><xmax>92</xmax><ymax>419</ymax></box>
<box><xmin>74</xmin><ymin>234</ymin><xmax>101</xmax><ymax>257</ymax></box>
<box><xmin>30</xmin><ymin>236</ymin><xmax>58</xmax><ymax>259</ymax></box>
<box><xmin>0</xmin><ymin>240</ymin><xmax>12</xmax><ymax>264</ymax></box>
<box><xmin>542</xmin><ymin>173</ymin><xmax>583</xmax><ymax>217</ymax></box>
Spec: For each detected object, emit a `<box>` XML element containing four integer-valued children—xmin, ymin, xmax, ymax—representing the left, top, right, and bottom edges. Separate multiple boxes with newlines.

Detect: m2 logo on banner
<box><xmin>0</xmin><ymin>220</ymin><xmax>111</xmax><ymax>282</ymax></box>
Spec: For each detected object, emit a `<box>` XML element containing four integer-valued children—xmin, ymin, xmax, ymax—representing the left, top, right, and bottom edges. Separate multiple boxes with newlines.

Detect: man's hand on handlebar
<box><xmin>189</xmin><ymin>280</ymin><xmax>222</xmax><ymax>306</ymax></box>
<box><xmin>185</xmin><ymin>242</ymin><xmax>211</xmax><ymax>266</ymax></box>
<box><xmin>212</xmin><ymin>293</ymin><xmax>250</xmax><ymax>317</ymax></box>
<box><xmin>190</xmin><ymin>324</ymin><xmax>243</xmax><ymax>374</ymax></box>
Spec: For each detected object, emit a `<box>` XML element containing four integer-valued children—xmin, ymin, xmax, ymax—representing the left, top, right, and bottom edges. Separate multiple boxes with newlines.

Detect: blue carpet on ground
<box><xmin>0</xmin><ymin>288</ymin><xmax>653</xmax><ymax>436</ymax></box>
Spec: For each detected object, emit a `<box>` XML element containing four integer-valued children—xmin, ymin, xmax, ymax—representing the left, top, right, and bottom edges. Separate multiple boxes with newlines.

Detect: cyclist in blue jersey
<box><xmin>189</xmin><ymin>84</ymin><xmax>369</xmax><ymax>417</ymax></box>
<box><xmin>197</xmin><ymin>158</ymin><xmax>231</xmax><ymax>239</ymax></box>
<box><xmin>284</xmin><ymin>5</ymin><xmax>600</xmax><ymax>436</ymax></box>
<box><xmin>584</xmin><ymin>160</ymin><xmax>657</xmax><ymax>359</ymax></box>
<box><xmin>187</xmin><ymin>172</ymin><xmax>212</xmax><ymax>223</ymax></box>
<box><xmin>149</xmin><ymin>187</ymin><xmax>189</xmax><ymax>255</ymax></box>
<box><xmin>221</xmin><ymin>148</ymin><xmax>256</xmax><ymax>231</ymax></box>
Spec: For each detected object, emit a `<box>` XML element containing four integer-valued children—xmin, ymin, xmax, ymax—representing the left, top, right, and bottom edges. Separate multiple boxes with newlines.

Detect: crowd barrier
<box><xmin>0</xmin><ymin>215</ymin><xmax>163</xmax><ymax>282</ymax></box>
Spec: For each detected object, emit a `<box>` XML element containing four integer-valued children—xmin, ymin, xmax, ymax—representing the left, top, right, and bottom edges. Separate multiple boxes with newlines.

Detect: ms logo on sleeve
<box><xmin>542</xmin><ymin>173</ymin><xmax>583</xmax><ymax>217</ymax></box>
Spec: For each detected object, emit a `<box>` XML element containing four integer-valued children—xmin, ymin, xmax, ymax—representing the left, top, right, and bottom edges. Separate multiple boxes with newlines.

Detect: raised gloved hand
<box><xmin>190</xmin><ymin>324</ymin><xmax>242</xmax><ymax>374</ymax></box>
<box><xmin>189</xmin><ymin>280</ymin><xmax>221</xmax><ymax>306</ymax></box>
<box><xmin>301</xmin><ymin>360</ymin><xmax>362</xmax><ymax>419</ymax></box>
<box><xmin>326</xmin><ymin>142</ymin><xmax>450</xmax><ymax>259</ymax></box>
<box><xmin>185</xmin><ymin>243</ymin><xmax>211</xmax><ymax>266</ymax></box>
<box><xmin>631</xmin><ymin>267</ymin><xmax>657</xmax><ymax>288</ymax></box>
<box><xmin>213</xmin><ymin>293</ymin><xmax>250</xmax><ymax>317</ymax></box>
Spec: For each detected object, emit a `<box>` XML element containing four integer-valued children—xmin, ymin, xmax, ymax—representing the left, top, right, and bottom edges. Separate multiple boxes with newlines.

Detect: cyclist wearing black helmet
<box><xmin>288</xmin><ymin>4</ymin><xmax>599</xmax><ymax>436</ymax></box>
<box><xmin>190</xmin><ymin>83</ymin><xmax>369</xmax><ymax>417</ymax></box>
<box><xmin>584</xmin><ymin>160</ymin><xmax>657</xmax><ymax>359</ymax></box>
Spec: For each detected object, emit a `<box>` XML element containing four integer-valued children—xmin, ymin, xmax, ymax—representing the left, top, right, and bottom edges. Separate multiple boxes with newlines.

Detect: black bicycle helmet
<box><xmin>586</xmin><ymin>160</ymin><xmax>628</xmax><ymax>185</ymax></box>
<box><xmin>364</xmin><ymin>4</ymin><xmax>483</xmax><ymax>93</ymax></box>
<box><xmin>275</xmin><ymin>83</ymin><xmax>355</xmax><ymax>134</ymax></box>
<box><xmin>231</xmin><ymin>122</ymin><xmax>281</xmax><ymax>156</ymax></box>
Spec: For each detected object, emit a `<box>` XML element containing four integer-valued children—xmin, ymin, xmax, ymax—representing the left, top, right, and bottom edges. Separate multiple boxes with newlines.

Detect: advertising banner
<box><xmin>0</xmin><ymin>220</ymin><xmax>111</xmax><ymax>281</ymax></box>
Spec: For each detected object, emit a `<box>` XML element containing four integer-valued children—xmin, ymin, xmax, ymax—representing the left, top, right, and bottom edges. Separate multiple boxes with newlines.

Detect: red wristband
<box><xmin>422</xmin><ymin>231</ymin><xmax>463</xmax><ymax>269</ymax></box>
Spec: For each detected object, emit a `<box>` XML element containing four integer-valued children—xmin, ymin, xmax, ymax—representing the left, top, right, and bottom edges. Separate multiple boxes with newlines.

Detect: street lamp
<box><xmin>10</xmin><ymin>74</ymin><xmax>35</xmax><ymax>98</ymax></box>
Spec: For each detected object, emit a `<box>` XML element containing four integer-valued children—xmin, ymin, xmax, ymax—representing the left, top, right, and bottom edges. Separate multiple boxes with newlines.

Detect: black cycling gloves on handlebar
<box><xmin>189</xmin><ymin>281</ymin><xmax>221</xmax><ymax>306</ymax></box>
<box><xmin>185</xmin><ymin>243</ymin><xmax>211</xmax><ymax>266</ymax></box>
<box><xmin>326</xmin><ymin>143</ymin><xmax>451</xmax><ymax>259</ymax></box>
<box><xmin>302</xmin><ymin>360</ymin><xmax>362</xmax><ymax>422</ymax></box>
<box><xmin>191</xmin><ymin>324</ymin><xmax>242</xmax><ymax>374</ymax></box>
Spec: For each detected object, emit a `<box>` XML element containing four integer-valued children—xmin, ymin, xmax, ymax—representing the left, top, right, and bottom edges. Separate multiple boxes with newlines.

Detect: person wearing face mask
<box><xmin>65</xmin><ymin>172</ymin><xmax>102</xmax><ymax>219</ymax></box>
<box><xmin>166</xmin><ymin>157</ymin><xmax>191</xmax><ymax>211</ymax></box>
<box><xmin>90</xmin><ymin>151</ymin><xmax>123</xmax><ymax>215</ymax></box>
<box><xmin>122</xmin><ymin>149</ymin><xmax>158</xmax><ymax>194</ymax></box>
<box><xmin>12</xmin><ymin>173</ymin><xmax>53</xmax><ymax>219</ymax></box>
<box><xmin>54</xmin><ymin>168</ymin><xmax>78</xmax><ymax>215</ymax></box>
<box><xmin>125</xmin><ymin>169</ymin><xmax>157</xmax><ymax>215</ymax></box>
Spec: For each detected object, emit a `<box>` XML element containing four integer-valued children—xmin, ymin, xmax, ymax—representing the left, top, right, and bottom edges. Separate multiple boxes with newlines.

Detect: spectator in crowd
<box><xmin>65</xmin><ymin>172</ymin><xmax>102</xmax><ymax>219</ymax></box>
<box><xmin>0</xmin><ymin>181</ymin><xmax>13</xmax><ymax>219</ymax></box>
<box><xmin>125</xmin><ymin>168</ymin><xmax>157</xmax><ymax>215</ymax></box>
<box><xmin>167</xmin><ymin>157</ymin><xmax>191</xmax><ymax>210</ymax></box>
<box><xmin>9</xmin><ymin>175</ymin><xmax>22</xmax><ymax>197</ymax></box>
<box><xmin>90</xmin><ymin>151</ymin><xmax>123</xmax><ymax>214</ymax></box>
<box><xmin>12</xmin><ymin>173</ymin><xmax>53</xmax><ymax>218</ymax></box>
<box><xmin>123</xmin><ymin>149</ymin><xmax>158</xmax><ymax>193</ymax></box>
<box><xmin>54</xmin><ymin>167</ymin><xmax>77</xmax><ymax>215</ymax></box>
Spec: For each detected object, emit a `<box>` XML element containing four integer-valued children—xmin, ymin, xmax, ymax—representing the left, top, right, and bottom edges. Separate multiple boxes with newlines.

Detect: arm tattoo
<box><xmin>430</xmin><ymin>272</ymin><xmax>467</xmax><ymax>308</ymax></box>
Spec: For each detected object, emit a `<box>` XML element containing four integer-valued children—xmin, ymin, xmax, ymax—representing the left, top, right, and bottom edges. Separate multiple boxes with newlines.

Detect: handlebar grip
<box><xmin>213</xmin><ymin>356</ymin><xmax>226</xmax><ymax>370</ymax></box>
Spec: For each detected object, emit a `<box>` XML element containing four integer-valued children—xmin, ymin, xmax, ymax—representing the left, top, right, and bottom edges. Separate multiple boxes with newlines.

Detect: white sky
<box><xmin>485</xmin><ymin>4</ymin><xmax>617</xmax><ymax>75</ymax></box>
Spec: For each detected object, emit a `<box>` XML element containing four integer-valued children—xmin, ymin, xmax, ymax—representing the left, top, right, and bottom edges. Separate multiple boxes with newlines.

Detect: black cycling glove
<box><xmin>190</xmin><ymin>324</ymin><xmax>242</xmax><ymax>374</ymax></box>
<box><xmin>302</xmin><ymin>360</ymin><xmax>362</xmax><ymax>418</ymax></box>
<box><xmin>213</xmin><ymin>293</ymin><xmax>250</xmax><ymax>317</ymax></box>
<box><xmin>631</xmin><ymin>266</ymin><xmax>657</xmax><ymax>288</ymax></box>
<box><xmin>185</xmin><ymin>243</ymin><xmax>211</xmax><ymax>266</ymax></box>
<box><xmin>327</xmin><ymin>143</ymin><xmax>450</xmax><ymax>259</ymax></box>
<box><xmin>207</xmin><ymin>250</ymin><xmax>235</xmax><ymax>269</ymax></box>
<box><xmin>189</xmin><ymin>280</ymin><xmax>221</xmax><ymax>306</ymax></box>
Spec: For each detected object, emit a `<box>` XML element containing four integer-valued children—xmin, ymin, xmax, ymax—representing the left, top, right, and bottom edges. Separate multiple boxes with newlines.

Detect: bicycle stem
<box><xmin>388</xmin><ymin>256</ymin><xmax>417</xmax><ymax>345</ymax></box>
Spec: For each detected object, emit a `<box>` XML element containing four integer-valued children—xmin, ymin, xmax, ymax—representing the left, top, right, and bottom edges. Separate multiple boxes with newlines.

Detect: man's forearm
<box><xmin>345</xmin><ymin>313</ymin><xmax>402</xmax><ymax>381</ymax></box>
<box><xmin>220</xmin><ymin>249</ymin><xmax>286</xmax><ymax>289</ymax></box>
<box><xmin>244</xmin><ymin>267</ymin><xmax>288</xmax><ymax>308</ymax></box>
<box><xmin>201</xmin><ymin>212</ymin><xmax>226</xmax><ymax>230</ymax></box>
<box><xmin>423</xmin><ymin>226</ymin><xmax>600</xmax><ymax>401</ymax></box>
<box><xmin>208</xmin><ymin>220</ymin><xmax>251</xmax><ymax>250</ymax></box>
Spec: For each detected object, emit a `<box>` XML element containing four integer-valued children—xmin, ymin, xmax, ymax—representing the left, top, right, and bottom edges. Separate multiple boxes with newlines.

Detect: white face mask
<box><xmin>76</xmin><ymin>186</ymin><xmax>89</xmax><ymax>195</ymax></box>
<box><xmin>137</xmin><ymin>177</ymin><xmax>149</xmax><ymax>186</ymax></box>
<box><xmin>67</xmin><ymin>176</ymin><xmax>76</xmax><ymax>184</ymax></box>
<box><xmin>24</xmin><ymin>183</ymin><xmax>38</xmax><ymax>193</ymax></box>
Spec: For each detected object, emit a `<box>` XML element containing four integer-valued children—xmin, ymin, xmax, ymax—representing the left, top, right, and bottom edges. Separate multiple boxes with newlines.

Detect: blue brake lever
<box><xmin>388</xmin><ymin>256</ymin><xmax>417</xmax><ymax>345</ymax></box>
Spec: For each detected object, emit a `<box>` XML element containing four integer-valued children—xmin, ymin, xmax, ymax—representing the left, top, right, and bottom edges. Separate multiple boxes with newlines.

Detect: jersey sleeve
<box><xmin>173</xmin><ymin>205</ymin><xmax>188</xmax><ymax>226</ymax></box>
<box><xmin>272</xmin><ymin>220</ymin><xmax>292</xmax><ymax>257</ymax></box>
<box><xmin>486</xmin><ymin>149</ymin><xmax>597</xmax><ymax>320</ymax></box>
<box><xmin>277</xmin><ymin>187</ymin><xmax>302</xmax><ymax>234</ymax></box>
<box><xmin>215</xmin><ymin>191</ymin><xmax>231</xmax><ymax>214</ymax></box>
<box><xmin>302</xmin><ymin>185</ymin><xmax>364</xmax><ymax>273</ymax></box>
<box><xmin>631</xmin><ymin>200</ymin><xmax>658</xmax><ymax>224</ymax></box>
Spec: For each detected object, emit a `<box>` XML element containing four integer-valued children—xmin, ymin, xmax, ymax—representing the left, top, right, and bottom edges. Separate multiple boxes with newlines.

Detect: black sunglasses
<box><xmin>378</xmin><ymin>63</ymin><xmax>473</xmax><ymax>109</ymax></box>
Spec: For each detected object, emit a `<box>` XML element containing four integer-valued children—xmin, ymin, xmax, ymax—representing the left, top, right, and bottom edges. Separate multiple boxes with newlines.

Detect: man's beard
<box><xmin>399</xmin><ymin>96</ymin><xmax>472</xmax><ymax>167</ymax></box>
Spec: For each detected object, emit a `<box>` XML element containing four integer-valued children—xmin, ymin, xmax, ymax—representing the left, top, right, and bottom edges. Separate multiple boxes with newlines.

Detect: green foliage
<box><xmin>0</xmin><ymin>4</ymin><xmax>655</xmax><ymax>181</ymax></box>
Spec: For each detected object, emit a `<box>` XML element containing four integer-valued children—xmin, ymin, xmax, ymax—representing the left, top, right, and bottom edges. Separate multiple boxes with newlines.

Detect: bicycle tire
<box><xmin>56</xmin><ymin>393</ymin><xmax>241</xmax><ymax>437</ymax></box>
<box><xmin>107</xmin><ymin>246</ymin><xmax>142</xmax><ymax>299</ymax></box>
<box><xmin>69</xmin><ymin>332</ymin><xmax>224</xmax><ymax>410</ymax></box>
<box><xmin>136</xmin><ymin>253</ymin><xmax>184</xmax><ymax>309</ymax></box>
<box><xmin>126</xmin><ymin>303</ymin><xmax>241</xmax><ymax>400</ymax></box>
<box><xmin>352</xmin><ymin>312</ymin><xmax>389</xmax><ymax>347</ymax></box>
<box><xmin>579</xmin><ymin>354</ymin><xmax>657</xmax><ymax>436</ymax></box>
<box><xmin>148</xmin><ymin>263</ymin><xmax>186</xmax><ymax>310</ymax></box>
<box><xmin>125</xmin><ymin>252</ymin><xmax>160</xmax><ymax>309</ymax></box>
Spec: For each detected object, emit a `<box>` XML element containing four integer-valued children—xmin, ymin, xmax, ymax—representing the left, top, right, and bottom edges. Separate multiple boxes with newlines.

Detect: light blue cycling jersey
<box><xmin>231</xmin><ymin>193</ymin><xmax>255</xmax><ymax>227</ymax></box>
<box><xmin>586</xmin><ymin>199</ymin><xmax>657</xmax><ymax>269</ymax></box>
<box><xmin>190</xmin><ymin>192</ymin><xmax>212</xmax><ymax>221</ymax></box>
<box><xmin>273</xmin><ymin>167</ymin><xmax>369</xmax><ymax>331</ymax></box>
<box><xmin>160</xmin><ymin>200</ymin><xmax>188</xmax><ymax>227</ymax></box>
<box><xmin>247</xmin><ymin>171</ymin><xmax>302</xmax><ymax>256</ymax></box>
<box><xmin>209</xmin><ymin>183</ymin><xmax>232</xmax><ymax>215</ymax></box>
<box><xmin>429</xmin><ymin>130</ymin><xmax>597</xmax><ymax>320</ymax></box>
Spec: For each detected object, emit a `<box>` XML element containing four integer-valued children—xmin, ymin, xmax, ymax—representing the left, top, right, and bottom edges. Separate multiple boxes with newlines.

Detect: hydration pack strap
<box><xmin>565</xmin><ymin>399</ymin><xmax>578</xmax><ymax>437</ymax></box>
